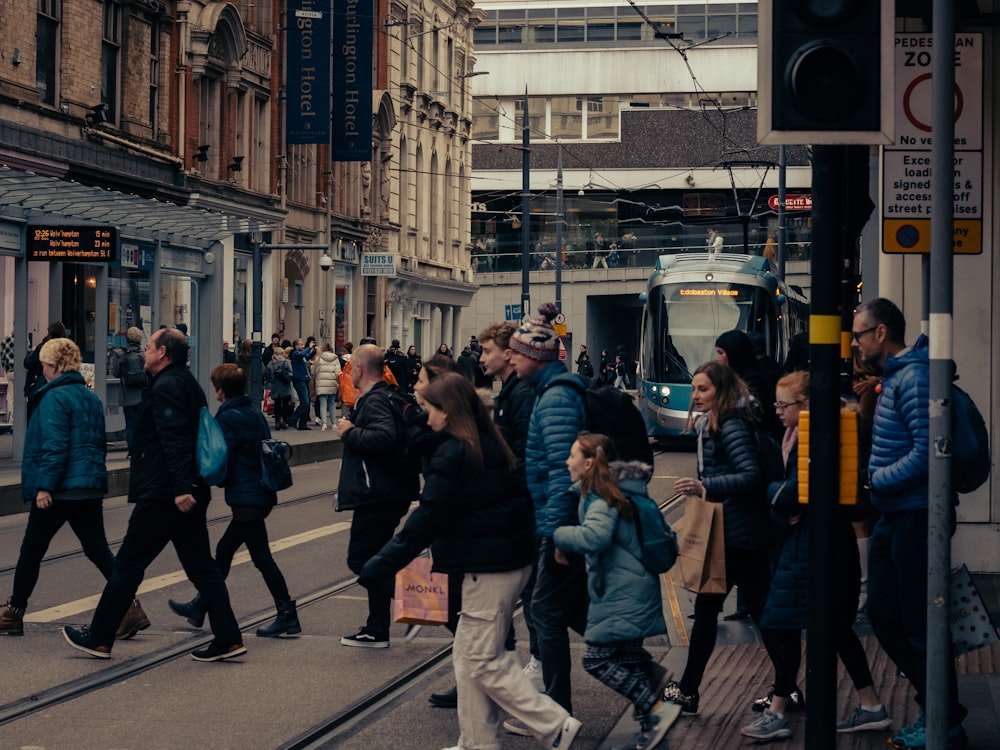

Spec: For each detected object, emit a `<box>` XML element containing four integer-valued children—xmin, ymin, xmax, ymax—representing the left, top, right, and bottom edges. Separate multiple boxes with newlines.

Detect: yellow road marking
<box><xmin>664</xmin><ymin>575</ymin><xmax>689</xmax><ymax>646</ymax></box>
<box><xmin>25</xmin><ymin>522</ymin><xmax>352</xmax><ymax>622</ymax></box>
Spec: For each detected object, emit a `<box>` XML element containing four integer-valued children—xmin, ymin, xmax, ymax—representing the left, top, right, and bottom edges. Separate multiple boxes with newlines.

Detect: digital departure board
<box><xmin>26</xmin><ymin>225</ymin><xmax>119</xmax><ymax>262</ymax></box>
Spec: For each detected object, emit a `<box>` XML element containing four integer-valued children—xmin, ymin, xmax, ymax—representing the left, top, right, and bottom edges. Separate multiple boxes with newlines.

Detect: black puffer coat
<box><xmin>214</xmin><ymin>395</ymin><xmax>277</xmax><ymax>514</ymax></box>
<box><xmin>697</xmin><ymin>411</ymin><xmax>768</xmax><ymax>550</ymax></box>
<box><xmin>358</xmin><ymin>420</ymin><xmax>535</xmax><ymax>580</ymax></box>
<box><xmin>336</xmin><ymin>381</ymin><xmax>419</xmax><ymax>510</ymax></box>
<box><xmin>493</xmin><ymin>373</ymin><xmax>534</xmax><ymax>481</ymax></box>
<box><xmin>128</xmin><ymin>363</ymin><xmax>210</xmax><ymax>505</ymax></box>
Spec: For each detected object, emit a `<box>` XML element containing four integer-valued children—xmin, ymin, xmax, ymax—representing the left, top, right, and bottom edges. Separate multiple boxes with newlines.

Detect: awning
<box><xmin>0</xmin><ymin>167</ymin><xmax>273</xmax><ymax>250</ymax></box>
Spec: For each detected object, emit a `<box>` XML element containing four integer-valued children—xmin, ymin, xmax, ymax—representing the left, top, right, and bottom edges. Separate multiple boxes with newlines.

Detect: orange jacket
<box><xmin>338</xmin><ymin>359</ymin><xmax>397</xmax><ymax>407</ymax></box>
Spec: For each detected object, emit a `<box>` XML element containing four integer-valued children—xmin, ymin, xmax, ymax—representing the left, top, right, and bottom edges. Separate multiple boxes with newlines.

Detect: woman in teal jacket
<box><xmin>554</xmin><ymin>433</ymin><xmax>677</xmax><ymax>750</ymax></box>
<box><xmin>1</xmin><ymin>338</ymin><xmax>147</xmax><ymax>638</ymax></box>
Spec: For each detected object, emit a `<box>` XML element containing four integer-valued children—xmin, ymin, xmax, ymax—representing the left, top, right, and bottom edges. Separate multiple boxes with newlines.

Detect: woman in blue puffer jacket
<box><xmin>554</xmin><ymin>433</ymin><xmax>677</xmax><ymax>750</ymax></box>
<box><xmin>0</xmin><ymin>338</ymin><xmax>135</xmax><ymax>636</ymax></box>
<box><xmin>168</xmin><ymin>364</ymin><xmax>299</xmax><ymax>638</ymax></box>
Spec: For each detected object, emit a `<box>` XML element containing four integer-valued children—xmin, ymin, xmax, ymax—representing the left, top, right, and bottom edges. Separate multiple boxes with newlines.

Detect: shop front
<box><xmin>0</xmin><ymin>168</ymin><xmax>253</xmax><ymax>459</ymax></box>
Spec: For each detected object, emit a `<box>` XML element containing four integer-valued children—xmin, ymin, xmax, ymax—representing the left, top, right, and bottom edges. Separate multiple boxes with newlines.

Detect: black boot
<box><xmin>168</xmin><ymin>594</ymin><xmax>206</xmax><ymax>628</ymax></box>
<box><xmin>256</xmin><ymin>600</ymin><xmax>301</xmax><ymax>637</ymax></box>
<box><xmin>428</xmin><ymin>685</ymin><xmax>458</xmax><ymax>708</ymax></box>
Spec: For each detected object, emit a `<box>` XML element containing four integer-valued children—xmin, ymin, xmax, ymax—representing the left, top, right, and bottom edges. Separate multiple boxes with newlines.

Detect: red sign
<box><xmin>767</xmin><ymin>194</ymin><xmax>813</xmax><ymax>212</ymax></box>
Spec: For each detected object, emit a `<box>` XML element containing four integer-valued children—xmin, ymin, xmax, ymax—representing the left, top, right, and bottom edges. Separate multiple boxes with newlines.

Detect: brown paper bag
<box><xmin>671</xmin><ymin>494</ymin><xmax>727</xmax><ymax>594</ymax></box>
<box><xmin>393</xmin><ymin>556</ymin><xmax>449</xmax><ymax>625</ymax></box>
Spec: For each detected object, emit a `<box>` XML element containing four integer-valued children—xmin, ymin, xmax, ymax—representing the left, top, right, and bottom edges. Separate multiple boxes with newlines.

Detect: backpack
<box><xmin>260</xmin><ymin>438</ymin><xmax>294</xmax><ymax>491</ymax></box>
<box><xmin>122</xmin><ymin>351</ymin><xmax>147</xmax><ymax>388</ymax></box>
<box><xmin>197</xmin><ymin>406</ymin><xmax>228</xmax><ymax>486</ymax></box>
<box><xmin>544</xmin><ymin>376</ymin><xmax>655</xmax><ymax>467</ymax></box>
<box><xmin>951</xmin><ymin>382</ymin><xmax>990</xmax><ymax>493</ymax></box>
<box><xmin>387</xmin><ymin>387</ymin><xmax>426</xmax><ymax>474</ymax></box>
<box><xmin>628</xmin><ymin>494</ymin><xmax>679</xmax><ymax>575</ymax></box>
<box><xmin>273</xmin><ymin>363</ymin><xmax>292</xmax><ymax>384</ymax></box>
<box><xmin>753</xmin><ymin>423</ymin><xmax>786</xmax><ymax>486</ymax></box>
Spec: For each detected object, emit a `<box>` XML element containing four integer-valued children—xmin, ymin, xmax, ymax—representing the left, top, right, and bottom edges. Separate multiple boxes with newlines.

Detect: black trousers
<box><xmin>346</xmin><ymin>500</ymin><xmax>410</xmax><ymax>636</ymax></box>
<box><xmin>12</xmin><ymin>498</ymin><xmax>114</xmax><ymax>610</ymax></box>
<box><xmin>89</xmin><ymin>498</ymin><xmax>241</xmax><ymax>647</ymax></box>
<box><xmin>215</xmin><ymin>519</ymin><xmax>291</xmax><ymax>604</ymax></box>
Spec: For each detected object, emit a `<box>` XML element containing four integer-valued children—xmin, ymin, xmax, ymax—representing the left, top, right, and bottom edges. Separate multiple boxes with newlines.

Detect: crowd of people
<box><xmin>0</xmin><ymin>294</ymin><xmax>969</xmax><ymax>750</ymax></box>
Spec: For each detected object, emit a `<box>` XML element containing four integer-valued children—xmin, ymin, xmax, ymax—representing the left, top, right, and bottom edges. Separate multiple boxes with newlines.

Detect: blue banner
<box><xmin>332</xmin><ymin>0</ymin><xmax>373</xmax><ymax>161</ymax></box>
<box><xmin>286</xmin><ymin>0</ymin><xmax>331</xmax><ymax>145</ymax></box>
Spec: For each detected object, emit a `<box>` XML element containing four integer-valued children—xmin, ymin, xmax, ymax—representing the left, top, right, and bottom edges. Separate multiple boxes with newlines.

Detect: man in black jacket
<box><xmin>63</xmin><ymin>327</ymin><xmax>245</xmax><ymax>662</ymax></box>
<box><xmin>335</xmin><ymin>343</ymin><xmax>419</xmax><ymax>647</ymax></box>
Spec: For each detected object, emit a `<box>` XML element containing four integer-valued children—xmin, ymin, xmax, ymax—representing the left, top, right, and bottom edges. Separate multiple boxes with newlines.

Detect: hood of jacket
<box><xmin>882</xmin><ymin>333</ymin><xmax>929</xmax><ymax>380</ymax></box>
<box><xmin>319</xmin><ymin>351</ymin><xmax>339</xmax><ymax>364</ymax></box>
<box><xmin>610</xmin><ymin>460</ymin><xmax>653</xmax><ymax>495</ymax></box>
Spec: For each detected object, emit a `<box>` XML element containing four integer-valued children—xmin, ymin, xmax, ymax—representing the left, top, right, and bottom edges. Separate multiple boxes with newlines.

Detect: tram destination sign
<box><xmin>27</xmin><ymin>225</ymin><xmax>119</xmax><ymax>262</ymax></box>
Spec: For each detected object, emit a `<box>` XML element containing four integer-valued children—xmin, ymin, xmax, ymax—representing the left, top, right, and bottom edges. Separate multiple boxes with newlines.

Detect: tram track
<box><xmin>0</xmin><ymin>489</ymin><xmax>334</xmax><ymax>577</ymax></box>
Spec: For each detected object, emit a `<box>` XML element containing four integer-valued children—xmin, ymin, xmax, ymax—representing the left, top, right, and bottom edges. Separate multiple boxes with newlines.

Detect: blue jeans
<box><xmin>867</xmin><ymin>509</ymin><xmax>965</xmax><ymax>725</ymax></box>
<box><xmin>290</xmin><ymin>379</ymin><xmax>311</xmax><ymax>428</ymax></box>
<box><xmin>317</xmin><ymin>394</ymin><xmax>336</xmax><ymax>427</ymax></box>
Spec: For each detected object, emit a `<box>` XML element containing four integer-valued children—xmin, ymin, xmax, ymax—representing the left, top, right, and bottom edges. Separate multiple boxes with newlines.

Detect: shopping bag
<box><xmin>262</xmin><ymin>389</ymin><xmax>274</xmax><ymax>414</ymax></box>
<box><xmin>670</xmin><ymin>493</ymin><xmax>727</xmax><ymax>594</ymax></box>
<box><xmin>393</xmin><ymin>556</ymin><xmax>449</xmax><ymax>626</ymax></box>
<box><xmin>950</xmin><ymin>564</ymin><xmax>999</xmax><ymax>655</ymax></box>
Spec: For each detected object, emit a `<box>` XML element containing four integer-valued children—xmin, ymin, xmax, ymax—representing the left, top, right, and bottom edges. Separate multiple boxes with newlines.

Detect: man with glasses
<box><xmin>850</xmin><ymin>298</ymin><xmax>967</xmax><ymax>748</ymax></box>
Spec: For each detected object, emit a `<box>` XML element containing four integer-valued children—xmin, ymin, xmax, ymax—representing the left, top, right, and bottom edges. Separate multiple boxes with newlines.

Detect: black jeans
<box><xmin>12</xmin><ymin>498</ymin><xmax>114</xmax><ymax>610</ymax></box>
<box><xmin>678</xmin><ymin>545</ymin><xmax>771</xmax><ymax>696</ymax></box>
<box><xmin>215</xmin><ymin>519</ymin><xmax>291</xmax><ymax>604</ymax></box>
<box><xmin>123</xmin><ymin>404</ymin><xmax>141</xmax><ymax>451</ymax></box>
<box><xmin>346</xmin><ymin>500</ymin><xmax>410</xmax><ymax>636</ymax></box>
<box><xmin>89</xmin><ymin>499</ymin><xmax>241</xmax><ymax>647</ymax></box>
<box><xmin>531</xmin><ymin>536</ymin><xmax>589</xmax><ymax>713</ymax></box>
<box><xmin>868</xmin><ymin>509</ymin><xmax>965</xmax><ymax>725</ymax></box>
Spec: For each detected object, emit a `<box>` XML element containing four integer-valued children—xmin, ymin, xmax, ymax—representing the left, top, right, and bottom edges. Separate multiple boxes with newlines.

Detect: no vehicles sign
<box><xmin>882</xmin><ymin>33</ymin><xmax>983</xmax><ymax>254</ymax></box>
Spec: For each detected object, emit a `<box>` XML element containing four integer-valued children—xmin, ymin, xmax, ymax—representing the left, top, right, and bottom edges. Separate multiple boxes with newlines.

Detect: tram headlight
<box><xmin>659</xmin><ymin>386</ymin><xmax>671</xmax><ymax>396</ymax></box>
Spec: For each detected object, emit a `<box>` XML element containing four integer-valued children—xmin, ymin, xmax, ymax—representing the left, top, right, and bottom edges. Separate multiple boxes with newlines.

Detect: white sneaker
<box><xmin>523</xmin><ymin>655</ymin><xmax>544</xmax><ymax>690</ymax></box>
<box><xmin>553</xmin><ymin>716</ymin><xmax>581</xmax><ymax>748</ymax></box>
<box><xmin>321</xmin><ymin>424</ymin><xmax>329</xmax><ymax>431</ymax></box>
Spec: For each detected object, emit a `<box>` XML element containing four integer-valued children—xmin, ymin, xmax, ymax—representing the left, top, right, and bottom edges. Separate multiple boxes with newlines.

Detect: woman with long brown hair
<box><xmin>358</xmin><ymin>372</ymin><xmax>581</xmax><ymax>749</ymax></box>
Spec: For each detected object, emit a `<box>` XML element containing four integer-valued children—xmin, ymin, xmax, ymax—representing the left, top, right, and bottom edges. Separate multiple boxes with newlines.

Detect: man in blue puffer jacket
<box><xmin>852</xmin><ymin>298</ymin><xmax>966</xmax><ymax>748</ymax></box>
<box><xmin>507</xmin><ymin>303</ymin><xmax>588</xmax><ymax>722</ymax></box>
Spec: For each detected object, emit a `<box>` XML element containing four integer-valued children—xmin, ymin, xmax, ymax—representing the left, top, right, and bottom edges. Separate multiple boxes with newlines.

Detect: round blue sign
<box><xmin>896</xmin><ymin>224</ymin><xmax>920</xmax><ymax>249</ymax></box>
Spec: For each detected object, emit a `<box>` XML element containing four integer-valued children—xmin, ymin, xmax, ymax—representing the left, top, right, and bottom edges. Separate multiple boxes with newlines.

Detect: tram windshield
<box><xmin>642</xmin><ymin>282</ymin><xmax>778</xmax><ymax>383</ymax></box>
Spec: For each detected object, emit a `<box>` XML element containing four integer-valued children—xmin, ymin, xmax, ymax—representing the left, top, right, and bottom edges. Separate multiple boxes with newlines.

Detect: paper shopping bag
<box><xmin>393</xmin><ymin>556</ymin><xmax>449</xmax><ymax>626</ymax></box>
<box><xmin>950</xmin><ymin>564</ymin><xmax>999</xmax><ymax>655</ymax></box>
<box><xmin>671</xmin><ymin>494</ymin><xmax>727</xmax><ymax>594</ymax></box>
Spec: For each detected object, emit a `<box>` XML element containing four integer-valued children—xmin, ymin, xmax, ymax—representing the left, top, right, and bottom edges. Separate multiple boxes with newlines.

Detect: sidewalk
<box><xmin>0</xmin><ymin>419</ymin><xmax>343</xmax><ymax>516</ymax></box>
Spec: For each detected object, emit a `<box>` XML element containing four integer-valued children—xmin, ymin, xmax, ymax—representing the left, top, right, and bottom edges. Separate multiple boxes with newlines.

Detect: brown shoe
<box><xmin>115</xmin><ymin>599</ymin><xmax>151</xmax><ymax>640</ymax></box>
<box><xmin>0</xmin><ymin>601</ymin><xmax>24</xmax><ymax>636</ymax></box>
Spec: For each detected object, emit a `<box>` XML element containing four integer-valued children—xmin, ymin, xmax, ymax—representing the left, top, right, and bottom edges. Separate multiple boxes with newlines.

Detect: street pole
<box><xmin>926</xmin><ymin>1</ymin><xmax>957</xmax><ymax>746</ymax></box>
<box><xmin>778</xmin><ymin>145</ymin><xmax>787</xmax><ymax>279</ymax></box>
<box><xmin>249</xmin><ymin>229</ymin><xmax>264</xmax><ymax>413</ymax></box>
<box><xmin>520</xmin><ymin>87</ymin><xmax>531</xmax><ymax>318</ymax></box>
<box><xmin>555</xmin><ymin>143</ymin><xmax>563</xmax><ymax>310</ymax></box>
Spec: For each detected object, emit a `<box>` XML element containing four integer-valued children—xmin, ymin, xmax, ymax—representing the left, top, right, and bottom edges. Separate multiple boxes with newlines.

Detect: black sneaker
<box><xmin>751</xmin><ymin>686</ymin><xmax>805</xmax><ymax>713</ymax></box>
<box><xmin>63</xmin><ymin>625</ymin><xmax>112</xmax><ymax>659</ymax></box>
<box><xmin>662</xmin><ymin>680</ymin><xmax>700</xmax><ymax>714</ymax></box>
<box><xmin>191</xmin><ymin>640</ymin><xmax>247</xmax><ymax>662</ymax></box>
<box><xmin>340</xmin><ymin>626</ymin><xmax>389</xmax><ymax>648</ymax></box>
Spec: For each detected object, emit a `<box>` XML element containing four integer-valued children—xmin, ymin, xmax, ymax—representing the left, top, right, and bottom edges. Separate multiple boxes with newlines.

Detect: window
<box><xmin>471</xmin><ymin>98</ymin><xmax>500</xmax><ymax>140</ymax></box>
<box><xmin>101</xmin><ymin>0</ymin><xmax>122</xmax><ymax>123</ymax></box>
<box><xmin>549</xmin><ymin>96</ymin><xmax>582</xmax><ymax>139</ymax></box>
<box><xmin>149</xmin><ymin>23</ymin><xmax>159</xmax><ymax>137</ymax></box>
<box><xmin>36</xmin><ymin>0</ymin><xmax>60</xmax><ymax>105</ymax></box>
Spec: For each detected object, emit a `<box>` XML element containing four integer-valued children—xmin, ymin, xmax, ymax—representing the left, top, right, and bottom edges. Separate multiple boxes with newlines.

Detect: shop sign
<box><xmin>361</xmin><ymin>253</ymin><xmax>396</xmax><ymax>276</ymax></box>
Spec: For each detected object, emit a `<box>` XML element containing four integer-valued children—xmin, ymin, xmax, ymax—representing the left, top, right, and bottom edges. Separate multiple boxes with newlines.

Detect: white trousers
<box><xmin>453</xmin><ymin>566</ymin><xmax>570</xmax><ymax>749</ymax></box>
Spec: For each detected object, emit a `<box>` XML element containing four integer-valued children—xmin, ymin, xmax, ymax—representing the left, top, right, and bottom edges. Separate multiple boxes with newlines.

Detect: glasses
<box><xmin>851</xmin><ymin>325</ymin><xmax>879</xmax><ymax>342</ymax></box>
<box><xmin>774</xmin><ymin>400</ymin><xmax>804</xmax><ymax>412</ymax></box>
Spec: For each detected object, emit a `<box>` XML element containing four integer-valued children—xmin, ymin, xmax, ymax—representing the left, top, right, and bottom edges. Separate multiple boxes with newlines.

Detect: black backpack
<box><xmin>753</xmin><ymin>423</ymin><xmax>786</xmax><ymax>486</ymax></box>
<box><xmin>387</xmin><ymin>388</ymin><xmax>426</xmax><ymax>474</ymax></box>
<box><xmin>544</xmin><ymin>375</ymin><xmax>655</xmax><ymax>468</ymax></box>
<box><xmin>260</xmin><ymin>438</ymin><xmax>293</xmax><ymax>491</ymax></box>
<box><xmin>122</xmin><ymin>351</ymin><xmax>147</xmax><ymax>388</ymax></box>
<box><xmin>951</xmin><ymin>381</ymin><xmax>990</xmax><ymax>493</ymax></box>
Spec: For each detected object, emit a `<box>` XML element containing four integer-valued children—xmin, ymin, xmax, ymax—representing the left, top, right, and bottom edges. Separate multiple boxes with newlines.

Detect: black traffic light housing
<box><xmin>758</xmin><ymin>0</ymin><xmax>893</xmax><ymax>145</ymax></box>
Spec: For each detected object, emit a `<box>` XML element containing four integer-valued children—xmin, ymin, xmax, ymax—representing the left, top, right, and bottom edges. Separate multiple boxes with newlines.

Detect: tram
<box><xmin>637</xmin><ymin>253</ymin><xmax>808</xmax><ymax>440</ymax></box>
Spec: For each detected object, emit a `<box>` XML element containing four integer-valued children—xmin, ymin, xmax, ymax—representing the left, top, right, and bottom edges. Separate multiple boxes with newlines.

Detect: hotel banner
<box><xmin>286</xmin><ymin>0</ymin><xmax>331</xmax><ymax>144</ymax></box>
<box><xmin>332</xmin><ymin>0</ymin><xmax>373</xmax><ymax>161</ymax></box>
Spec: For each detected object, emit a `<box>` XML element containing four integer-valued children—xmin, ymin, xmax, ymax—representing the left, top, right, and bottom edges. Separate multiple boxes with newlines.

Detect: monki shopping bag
<box><xmin>670</xmin><ymin>493</ymin><xmax>727</xmax><ymax>594</ymax></box>
<box><xmin>393</xmin><ymin>556</ymin><xmax>449</xmax><ymax>626</ymax></box>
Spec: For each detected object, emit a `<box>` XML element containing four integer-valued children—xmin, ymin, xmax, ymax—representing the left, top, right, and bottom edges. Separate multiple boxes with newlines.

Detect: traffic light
<box><xmin>758</xmin><ymin>0</ymin><xmax>893</xmax><ymax>145</ymax></box>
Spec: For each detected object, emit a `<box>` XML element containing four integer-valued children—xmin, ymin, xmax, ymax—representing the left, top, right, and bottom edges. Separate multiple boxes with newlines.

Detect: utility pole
<box><xmin>520</xmin><ymin>87</ymin><xmax>531</xmax><ymax>318</ymax></box>
<box><xmin>555</xmin><ymin>143</ymin><xmax>563</xmax><ymax>310</ymax></box>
